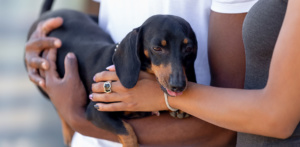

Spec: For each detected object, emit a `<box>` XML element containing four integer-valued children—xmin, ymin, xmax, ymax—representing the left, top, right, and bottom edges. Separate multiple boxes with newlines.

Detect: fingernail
<box><xmin>105</xmin><ymin>65</ymin><xmax>115</xmax><ymax>70</ymax></box>
<box><xmin>39</xmin><ymin>80</ymin><xmax>44</xmax><ymax>87</ymax></box>
<box><xmin>54</xmin><ymin>39</ymin><xmax>61</xmax><ymax>47</ymax></box>
<box><xmin>41</xmin><ymin>62</ymin><xmax>47</xmax><ymax>69</ymax></box>
<box><xmin>94</xmin><ymin>104</ymin><xmax>99</xmax><ymax>110</ymax></box>
<box><xmin>93</xmin><ymin>76</ymin><xmax>96</xmax><ymax>82</ymax></box>
<box><xmin>67</xmin><ymin>53</ymin><xmax>75</xmax><ymax>58</ymax></box>
<box><xmin>89</xmin><ymin>94</ymin><xmax>93</xmax><ymax>100</ymax></box>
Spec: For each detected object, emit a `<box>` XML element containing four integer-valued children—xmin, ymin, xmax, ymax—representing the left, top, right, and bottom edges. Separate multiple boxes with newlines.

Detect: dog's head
<box><xmin>113</xmin><ymin>15</ymin><xmax>197</xmax><ymax>97</ymax></box>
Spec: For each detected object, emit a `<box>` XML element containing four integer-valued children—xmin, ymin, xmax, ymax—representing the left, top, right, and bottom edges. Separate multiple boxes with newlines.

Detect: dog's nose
<box><xmin>170</xmin><ymin>85</ymin><xmax>185</xmax><ymax>92</ymax></box>
<box><xmin>169</xmin><ymin>79</ymin><xmax>186</xmax><ymax>92</ymax></box>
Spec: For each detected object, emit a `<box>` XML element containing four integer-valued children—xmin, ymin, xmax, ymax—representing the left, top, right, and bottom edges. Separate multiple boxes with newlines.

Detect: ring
<box><xmin>103</xmin><ymin>81</ymin><xmax>112</xmax><ymax>93</ymax></box>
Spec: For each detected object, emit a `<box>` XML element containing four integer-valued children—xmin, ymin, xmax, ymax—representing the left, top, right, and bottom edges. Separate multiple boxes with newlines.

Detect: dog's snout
<box><xmin>169</xmin><ymin>72</ymin><xmax>186</xmax><ymax>92</ymax></box>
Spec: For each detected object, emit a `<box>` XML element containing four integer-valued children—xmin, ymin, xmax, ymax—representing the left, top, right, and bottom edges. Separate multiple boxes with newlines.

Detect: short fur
<box><xmin>28</xmin><ymin>0</ymin><xmax>198</xmax><ymax>145</ymax></box>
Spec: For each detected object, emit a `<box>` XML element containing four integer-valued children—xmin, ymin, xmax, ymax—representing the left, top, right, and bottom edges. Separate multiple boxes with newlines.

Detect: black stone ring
<box><xmin>103</xmin><ymin>81</ymin><xmax>112</xmax><ymax>93</ymax></box>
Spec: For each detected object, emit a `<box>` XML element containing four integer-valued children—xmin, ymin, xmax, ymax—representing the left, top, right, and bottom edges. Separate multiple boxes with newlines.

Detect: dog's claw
<box><xmin>169</xmin><ymin>111</ymin><xmax>190</xmax><ymax>119</ymax></box>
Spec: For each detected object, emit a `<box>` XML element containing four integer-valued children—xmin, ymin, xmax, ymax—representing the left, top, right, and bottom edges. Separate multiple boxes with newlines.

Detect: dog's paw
<box><xmin>169</xmin><ymin>110</ymin><xmax>190</xmax><ymax>119</ymax></box>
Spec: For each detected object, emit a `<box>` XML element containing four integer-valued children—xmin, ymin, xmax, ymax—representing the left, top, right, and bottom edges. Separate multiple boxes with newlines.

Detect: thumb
<box><xmin>63</xmin><ymin>52</ymin><xmax>80</xmax><ymax>80</ymax></box>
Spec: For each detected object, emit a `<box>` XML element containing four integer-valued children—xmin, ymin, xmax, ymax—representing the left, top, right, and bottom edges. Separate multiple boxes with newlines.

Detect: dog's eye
<box><xmin>153</xmin><ymin>47</ymin><xmax>162</xmax><ymax>51</ymax></box>
<box><xmin>185</xmin><ymin>47</ymin><xmax>193</xmax><ymax>52</ymax></box>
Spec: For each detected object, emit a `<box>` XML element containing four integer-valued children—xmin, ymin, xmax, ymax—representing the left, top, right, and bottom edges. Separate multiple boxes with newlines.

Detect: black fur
<box><xmin>28</xmin><ymin>0</ymin><xmax>198</xmax><ymax>136</ymax></box>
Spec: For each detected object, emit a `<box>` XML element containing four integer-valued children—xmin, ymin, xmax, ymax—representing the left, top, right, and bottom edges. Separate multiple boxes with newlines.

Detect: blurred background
<box><xmin>0</xmin><ymin>0</ymin><xmax>99</xmax><ymax>147</ymax></box>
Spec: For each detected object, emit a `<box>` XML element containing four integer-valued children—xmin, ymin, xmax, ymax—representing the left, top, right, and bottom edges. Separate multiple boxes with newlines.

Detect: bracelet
<box><xmin>164</xmin><ymin>93</ymin><xmax>178</xmax><ymax>112</ymax></box>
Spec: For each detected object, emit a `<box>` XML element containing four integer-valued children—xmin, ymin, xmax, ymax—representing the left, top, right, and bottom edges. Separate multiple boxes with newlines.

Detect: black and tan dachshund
<box><xmin>27</xmin><ymin>0</ymin><xmax>197</xmax><ymax>146</ymax></box>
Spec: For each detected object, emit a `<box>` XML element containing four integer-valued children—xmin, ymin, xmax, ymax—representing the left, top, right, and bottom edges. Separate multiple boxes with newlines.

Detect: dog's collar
<box><xmin>114</xmin><ymin>43</ymin><xmax>119</xmax><ymax>52</ymax></box>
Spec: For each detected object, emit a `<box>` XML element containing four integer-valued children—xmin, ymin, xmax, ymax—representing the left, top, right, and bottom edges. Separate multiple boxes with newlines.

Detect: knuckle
<box><xmin>102</xmin><ymin>94</ymin><xmax>109</xmax><ymax>102</ymax></box>
<box><xmin>127</xmin><ymin>103</ymin><xmax>136</xmax><ymax>109</ymax></box>
<box><xmin>101</xmin><ymin>71</ymin><xmax>111</xmax><ymax>78</ymax></box>
<box><xmin>108</xmin><ymin>104</ymin><xmax>115</xmax><ymax>110</ymax></box>
<box><xmin>123</xmin><ymin>93</ymin><xmax>132</xmax><ymax>101</ymax></box>
<box><xmin>92</xmin><ymin>83</ymin><xmax>102</xmax><ymax>92</ymax></box>
<box><xmin>35</xmin><ymin>39</ymin><xmax>43</xmax><ymax>49</ymax></box>
<box><xmin>98</xmin><ymin>72</ymin><xmax>107</xmax><ymax>78</ymax></box>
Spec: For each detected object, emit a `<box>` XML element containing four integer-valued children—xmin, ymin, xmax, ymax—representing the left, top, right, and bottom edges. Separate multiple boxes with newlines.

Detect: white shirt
<box><xmin>72</xmin><ymin>0</ymin><xmax>258</xmax><ymax>146</ymax></box>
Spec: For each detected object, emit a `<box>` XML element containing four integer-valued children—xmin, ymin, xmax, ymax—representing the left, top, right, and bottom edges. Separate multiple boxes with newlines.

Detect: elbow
<box><xmin>263</xmin><ymin>115</ymin><xmax>296</xmax><ymax>139</ymax></box>
<box><xmin>269</xmin><ymin>125</ymin><xmax>294</xmax><ymax>139</ymax></box>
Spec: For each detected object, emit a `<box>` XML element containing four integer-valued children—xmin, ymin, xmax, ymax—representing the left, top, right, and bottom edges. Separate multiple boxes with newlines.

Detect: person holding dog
<box><xmin>25</xmin><ymin>0</ymin><xmax>259</xmax><ymax>146</ymax></box>
<box><xmin>90</xmin><ymin>0</ymin><xmax>300</xmax><ymax>146</ymax></box>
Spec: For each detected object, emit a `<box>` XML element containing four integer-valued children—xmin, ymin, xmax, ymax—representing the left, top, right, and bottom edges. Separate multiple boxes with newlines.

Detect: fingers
<box><xmin>90</xmin><ymin>92</ymin><xmax>121</xmax><ymax>102</ymax></box>
<box><xmin>106</xmin><ymin>65</ymin><xmax>116</xmax><ymax>71</ymax></box>
<box><xmin>26</xmin><ymin>37</ymin><xmax>61</xmax><ymax>52</ymax></box>
<box><xmin>47</xmin><ymin>48</ymin><xmax>57</xmax><ymax>62</ymax></box>
<box><xmin>63</xmin><ymin>53</ymin><xmax>80</xmax><ymax>80</ymax></box>
<box><xmin>26</xmin><ymin>17</ymin><xmax>63</xmax><ymax>88</ymax></box>
<box><xmin>28</xmin><ymin>57</ymin><xmax>49</xmax><ymax>70</ymax></box>
<box><xmin>94</xmin><ymin>102</ymin><xmax>129</xmax><ymax>112</ymax></box>
<box><xmin>91</xmin><ymin>81</ymin><xmax>123</xmax><ymax>93</ymax></box>
<box><xmin>28</xmin><ymin>68</ymin><xmax>45</xmax><ymax>88</ymax></box>
<box><xmin>32</xmin><ymin>17</ymin><xmax>64</xmax><ymax>38</ymax></box>
<box><xmin>40</xmin><ymin>17</ymin><xmax>63</xmax><ymax>35</ymax></box>
<box><xmin>45</xmin><ymin>49</ymin><xmax>59</xmax><ymax>80</ymax></box>
<box><xmin>93</xmin><ymin>71</ymin><xmax>119</xmax><ymax>82</ymax></box>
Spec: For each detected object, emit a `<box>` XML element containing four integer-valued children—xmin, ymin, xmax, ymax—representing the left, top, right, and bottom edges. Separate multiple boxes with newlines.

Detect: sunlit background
<box><xmin>0</xmin><ymin>1</ymin><xmax>98</xmax><ymax>147</ymax></box>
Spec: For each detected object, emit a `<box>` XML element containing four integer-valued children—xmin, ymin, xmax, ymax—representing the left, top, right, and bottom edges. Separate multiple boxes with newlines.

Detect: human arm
<box><xmin>208</xmin><ymin>11</ymin><xmax>246</xmax><ymax>88</ymax></box>
<box><xmin>25</xmin><ymin>17</ymin><xmax>119</xmax><ymax>141</ymax></box>
<box><xmin>42</xmin><ymin>50</ymin><xmax>233</xmax><ymax>146</ymax></box>
<box><xmin>171</xmin><ymin>0</ymin><xmax>300</xmax><ymax>139</ymax></box>
<box><xmin>92</xmin><ymin>0</ymin><xmax>300</xmax><ymax>139</ymax></box>
<box><xmin>41</xmin><ymin>49</ymin><xmax>119</xmax><ymax>142</ymax></box>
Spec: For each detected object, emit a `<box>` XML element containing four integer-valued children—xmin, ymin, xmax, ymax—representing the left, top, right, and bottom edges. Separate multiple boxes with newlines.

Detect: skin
<box><xmin>91</xmin><ymin>0</ymin><xmax>300</xmax><ymax>139</ymax></box>
<box><xmin>208</xmin><ymin>11</ymin><xmax>246</xmax><ymax>88</ymax></box>
<box><xmin>25</xmin><ymin>17</ymin><xmax>63</xmax><ymax>88</ymax></box>
<box><xmin>25</xmin><ymin>6</ymin><xmax>248</xmax><ymax>147</ymax></box>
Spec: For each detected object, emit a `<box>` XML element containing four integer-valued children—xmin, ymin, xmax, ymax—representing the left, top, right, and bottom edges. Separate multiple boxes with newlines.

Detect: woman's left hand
<box><xmin>91</xmin><ymin>65</ymin><xmax>168</xmax><ymax>112</ymax></box>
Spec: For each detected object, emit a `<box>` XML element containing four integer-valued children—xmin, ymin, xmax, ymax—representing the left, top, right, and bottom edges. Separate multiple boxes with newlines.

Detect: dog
<box><xmin>27</xmin><ymin>0</ymin><xmax>197</xmax><ymax>146</ymax></box>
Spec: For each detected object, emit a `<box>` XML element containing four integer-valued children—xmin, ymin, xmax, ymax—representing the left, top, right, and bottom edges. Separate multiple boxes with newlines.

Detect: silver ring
<box><xmin>103</xmin><ymin>81</ymin><xmax>112</xmax><ymax>93</ymax></box>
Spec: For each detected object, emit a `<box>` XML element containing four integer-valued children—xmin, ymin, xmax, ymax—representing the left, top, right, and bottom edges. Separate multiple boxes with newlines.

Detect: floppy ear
<box><xmin>113</xmin><ymin>27</ymin><xmax>143</xmax><ymax>88</ymax></box>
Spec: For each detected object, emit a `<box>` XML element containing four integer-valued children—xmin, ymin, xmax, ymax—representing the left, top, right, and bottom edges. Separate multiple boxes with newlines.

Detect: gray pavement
<box><xmin>0</xmin><ymin>1</ymin><xmax>87</xmax><ymax>147</ymax></box>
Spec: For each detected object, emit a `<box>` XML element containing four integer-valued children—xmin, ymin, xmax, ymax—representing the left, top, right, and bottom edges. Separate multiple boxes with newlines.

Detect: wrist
<box><xmin>66</xmin><ymin>106</ymin><xmax>86</xmax><ymax>130</ymax></box>
<box><xmin>164</xmin><ymin>93</ymin><xmax>179</xmax><ymax>111</ymax></box>
<box><xmin>167</xmin><ymin>95</ymin><xmax>178</xmax><ymax>110</ymax></box>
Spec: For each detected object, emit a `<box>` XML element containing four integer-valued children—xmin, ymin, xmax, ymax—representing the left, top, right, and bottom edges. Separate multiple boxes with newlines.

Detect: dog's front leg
<box><xmin>58</xmin><ymin>113</ymin><xmax>75</xmax><ymax>147</ymax></box>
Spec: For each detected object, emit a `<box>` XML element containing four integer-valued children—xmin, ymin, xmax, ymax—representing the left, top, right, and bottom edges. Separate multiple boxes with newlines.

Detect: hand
<box><xmin>25</xmin><ymin>17</ymin><xmax>63</xmax><ymax>89</ymax></box>
<box><xmin>43</xmin><ymin>49</ymin><xmax>87</xmax><ymax>124</ymax></box>
<box><xmin>90</xmin><ymin>65</ymin><xmax>168</xmax><ymax>112</ymax></box>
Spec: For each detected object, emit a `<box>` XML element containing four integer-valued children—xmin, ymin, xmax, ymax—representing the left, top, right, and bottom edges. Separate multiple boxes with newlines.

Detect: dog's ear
<box><xmin>113</xmin><ymin>27</ymin><xmax>143</xmax><ymax>88</ymax></box>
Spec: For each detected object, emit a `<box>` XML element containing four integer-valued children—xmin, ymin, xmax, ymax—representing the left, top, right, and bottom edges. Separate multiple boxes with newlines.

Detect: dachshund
<box><xmin>27</xmin><ymin>0</ymin><xmax>197</xmax><ymax>146</ymax></box>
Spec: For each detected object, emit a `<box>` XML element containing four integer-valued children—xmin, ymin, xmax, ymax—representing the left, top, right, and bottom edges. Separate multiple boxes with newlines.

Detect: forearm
<box><xmin>128</xmin><ymin>112</ymin><xmax>235</xmax><ymax>146</ymax></box>
<box><xmin>68</xmin><ymin>108</ymin><xmax>234</xmax><ymax>146</ymax></box>
<box><xmin>67</xmin><ymin>107</ymin><xmax>119</xmax><ymax>142</ymax></box>
<box><xmin>169</xmin><ymin>82</ymin><xmax>294</xmax><ymax>139</ymax></box>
